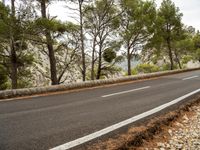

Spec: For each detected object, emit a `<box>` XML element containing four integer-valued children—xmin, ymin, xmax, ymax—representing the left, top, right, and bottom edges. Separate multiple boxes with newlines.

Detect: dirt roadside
<box><xmin>139</xmin><ymin>100</ymin><xmax>200</xmax><ymax>150</ymax></box>
<box><xmin>87</xmin><ymin>96</ymin><xmax>200</xmax><ymax>150</ymax></box>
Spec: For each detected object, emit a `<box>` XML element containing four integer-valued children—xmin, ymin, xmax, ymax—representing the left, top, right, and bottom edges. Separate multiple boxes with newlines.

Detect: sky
<box><xmin>156</xmin><ymin>0</ymin><xmax>200</xmax><ymax>31</ymax></box>
<box><xmin>47</xmin><ymin>0</ymin><xmax>200</xmax><ymax>31</ymax></box>
<box><xmin>1</xmin><ymin>0</ymin><xmax>200</xmax><ymax>30</ymax></box>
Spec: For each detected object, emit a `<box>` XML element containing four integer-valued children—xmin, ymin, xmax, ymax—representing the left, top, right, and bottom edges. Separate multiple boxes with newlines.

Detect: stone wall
<box><xmin>0</xmin><ymin>68</ymin><xmax>199</xmax><ymax>100</ymax></box>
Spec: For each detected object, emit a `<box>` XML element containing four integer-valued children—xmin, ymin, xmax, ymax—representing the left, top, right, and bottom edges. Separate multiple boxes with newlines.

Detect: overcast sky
<box><xmin>156</xmin><ymin>0</ymin><xmax>200</xmax><ymax>30</ymax></box>
<box><xmin>1</xmin><ymin>0</ymin><xmax>200</xmax><ymax>30</ymax></box>
<box><xmin>48</xmin><ymin>0</ymin><xmax>200</xmax><ymax>31</ymax></box>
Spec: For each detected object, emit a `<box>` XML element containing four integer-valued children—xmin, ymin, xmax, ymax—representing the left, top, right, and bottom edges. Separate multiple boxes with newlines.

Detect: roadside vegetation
<box><xmin>0</xmin><ymin>0</ymin><xmax>199</xmax><ymax>90</ymax></box>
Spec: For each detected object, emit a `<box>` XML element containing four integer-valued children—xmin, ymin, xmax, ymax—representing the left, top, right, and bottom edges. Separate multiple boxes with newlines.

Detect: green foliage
<box><xmin>0</xmin><ymin>3</ymin><xmax>10</xmax><ymax>38</ymax></box>
<box><xmin>120</xmin><ymin>0</ymin><xmax>156</xmax><ymax>42</ymax></box>
<box><xmin>125</xmin><ymin>63</ymin><xmax>160</xmax><ymax>76</ymax></box>
<box><xmin>103</xmin><ymin>48</ymin><xmax>116</xmax><ymax>63</ymax></box>
<box><xmin>120</xmin><ymin>0</ymin><xmax>157</xmax><ymax>75</ymax></box>
<box><xmin>86</xmin><ymin>65</ymin><xmax>122</xmax><ymax>79</ymax></box>
<box><xmin>127</xmin><ymin>62</ymin><xmax>183</xmax><ymax>75</ymax></box>
<box><xmin>157</xmin><ymin>0</ymin><xmax>183</xmax><ymax>39</ymax></box>
<box><xmin>195</xmin><ymin>48</ymin><xmax>200</xmax><ymax>61</ymax></box>
<box><xmin>0</xmin><ymin>65</ymin><xmax>8</xmax><ymax>90</ymax></box>
<box><xmin>144</xmin><ymin>0</ymin><xmax>185</xmax><ymax>70</ymax></box>
<box><xmin>181</xmin><ymin>55</ymin><xmax>193</xmax><ymax>64</ymax></box>
<box><xmin>193</xmin><ymin>32</ymin><xmax>200</xmax><ymax>61</ymax></box>
<box><xmin>64</xmin><ymin>22</ymin><xmax>80</xmax><ymax>33</ymax></box>
<box><xmin>17</xmin><ymin>69</ymin><xmax>34</xmax><ymax>88</ymax></box>
<box><xmin>130</xmin><ymin>69</ymin><xmax>138</xmax><ymax>75</ymax></box>
<box><xmin>115</xmin><ymin>55</ymin><xmax>125</xmax><ymax>64</ymax></box>
<box><xmin>161</xmin><ymin>63</ymin><xmax>178</xmax><ymax>70</ymax></box>
<box><xmin>175</xmin><ymin>38</ymin><xmax>194</xmax><ymax>52</ymax></box>
<box><xmin>35</xmin><ymin>18</ymin><xmax>70</xmax><ymax>33</ymax></box>
<box><xmin>100</xmin><ymin>66</ymin><xmax>122</xmax><ymax>79</ymax></box>
<box><xmin>84</xmin><ymin>0</ymin><xmax>120</xmax><ymax>30</ymax></box>
<box><xmin>194</xmin><ymin>32</ymin><xmax>200</xmax><ymax>49</ymax></box>
<box><xmin>135</xmin><ymin>63</ymin><xmax>160</xmax><ymax>73</ymax></box>
<box><xmin>0</xmin><ymin>0</ymin><xmax>199</xmax><ymax>89</ymax></box>
<box><xmin>0</xmin><ymin>1</ymin><xmax>36</xmax><ymax>89</ymax></box>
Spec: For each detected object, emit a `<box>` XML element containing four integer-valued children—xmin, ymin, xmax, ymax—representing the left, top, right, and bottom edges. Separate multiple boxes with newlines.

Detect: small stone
<box><xmin>169</xmin><ymin>140</ymin><xmax>174</xmax><ymax>145</ymax></box>
<box><xmin>192</xmin><ymin>132</ymin><xmax>199</xmax><ymax>137</ymax></box>
<box><xmin>144</xmin><ymin>105</ymin><xmax>200</xmax><ymax>149</ymax></box>
<box><xmin>157</xmin><ymin>142</ymin><xmax>165</xmax><ymax>148</ymax></box>
<box><xmin>175</xmin><ymin>122</ymin><xmax>184</xmax><ymax>127</ymax></box>
<box><xmin>168</xmin><ymin>129</ymin><xmax>173</xmax><ymax>136</ymax></box>
<box><xmin>176</xmin><ymin>144</ymin><xmax>183</xmax><ymax>149</ymax></box>
<box><xmin>193</xmin><ymin>141</ymin><xmax>200</xmax><ymax>145</ymax></box>
<box><xmin>166</xmin><ymin>144</ymin><xmax>170</xmax><ymax>148</ymax></box>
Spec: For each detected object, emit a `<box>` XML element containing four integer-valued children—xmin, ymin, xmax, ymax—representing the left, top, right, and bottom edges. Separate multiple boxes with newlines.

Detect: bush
<box><xmin>161</xmin><ymin>63</ymin><xmax>178</xmax><ymax>71</ymax></box>
<box><xmin>125</xmin><ymin>62</ymin><xmax>181</xmax><ymax>76</ymax></box>
<box><xmin>135</xmin><ymin>63</ymin><xmax>160</xmax><ymax>74</ymax></box>
<box><xmin>0</xmin><ymin>65</ymin><xmax>8</xmax><ymax>90</ymax></box>
<box><xmin>181</xmin><ymin>55</ymin><xmax>193</xmax><ymax>64</ymax></box>
<box><xmin>131</xmin><ymin>68</ymin><xmax>138</xmax><ymax>75</ymax></box>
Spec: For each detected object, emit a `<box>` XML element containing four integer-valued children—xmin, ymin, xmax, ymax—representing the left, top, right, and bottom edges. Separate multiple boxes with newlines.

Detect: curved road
<box><xmin>0</xmin><ymin>70</ymin><xmax>200</xmax><ymax>150</ymax></box>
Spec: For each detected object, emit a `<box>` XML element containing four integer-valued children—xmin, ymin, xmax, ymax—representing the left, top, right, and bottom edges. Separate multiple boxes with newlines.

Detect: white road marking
<box><xmin>101</xmin><ymin>86</ymin><xmax>151</xmax><ymax>98</ymax></box>
<box><xmin>50</xmin><ymin>88</ymin><xmax>200</xmax><ymax>150</ymax></box>
<box><xmin>182</xmin><ymin>75</ymin><xmax>199</xmax><ymax>80</ymax></box>
<box><xmin>0</xmin><ymin>95</ymin><xmax>40</xmax><ymax>102</ymax></box>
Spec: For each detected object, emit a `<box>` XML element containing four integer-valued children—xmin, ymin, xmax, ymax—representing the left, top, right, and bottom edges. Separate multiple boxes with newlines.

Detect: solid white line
<box><xmin>101</xmin><ymin>86</ymin><xmax>151</xmax><ymax>98</ymax></box>
<box><xmin>50</xmin><ymin>88</ymin><xmax>200</xmax><ymax>150</ymax></box>
<box><xmin>182</xmin><ymin>75</ymin><xmax>199</xmax><ymax>80</ymax></box>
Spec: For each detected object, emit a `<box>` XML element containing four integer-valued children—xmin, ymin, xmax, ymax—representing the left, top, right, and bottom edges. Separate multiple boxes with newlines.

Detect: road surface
<box><xmin>0</xmin><ymin>70</ymin><xmax>200</xmax><ymax>150</ymax></box>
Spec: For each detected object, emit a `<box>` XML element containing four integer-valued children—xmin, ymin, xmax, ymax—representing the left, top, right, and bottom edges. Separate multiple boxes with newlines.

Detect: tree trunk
<box><xmin>96</xmin><ymin>43</ymin><xmax>103</xmax><ymax>80</ymax></box>
<box><xmin>127</xmin><ymin>46</ymin><xmax>131</xmax><ymax>76</ymax></box>
<box><xmin>40</xmin><ymin>0</ymin><xmax>58</xmax><ymax>85</ymax></box>
<box><xmin>79</xmin><ymin>1</ymin><xmax>86</xmax><ymax>81</ymax></box>
<box><xmin>96</xmin><ymin>56</ymin><xmax>102</xmax><ymax>80</ymax></box>
<box><xmin>10</xmin><ymin>39</ymin><xmax>18</xmax><ymax>89</ymax></box>
<box><xmin>46</xmin><ymin>34</ymin><xmax>58</xmax><ymax>85</ymax></box>
<box><xmin>10</xmin><ymin>0</ymin><xmax>18</xmax><ymax>89</ymax></box>
<box><xmin>91</xmin><ymin>35</ymin><xmax>97</xmax><ymax>80</ymax></box>
<box><xmin>174</xmin><ymin>50</ymin><xmax>182</xmax><ymax>69</ymax></box>
<box><xmin>167</xmin><ymin>38</ymin><xmax>174</xmax><ymax>70</ymax></box>
<box><xmin>91</xmin><ymin>55</ymin><xmax>95</xmax><ymax>80</ymax></box>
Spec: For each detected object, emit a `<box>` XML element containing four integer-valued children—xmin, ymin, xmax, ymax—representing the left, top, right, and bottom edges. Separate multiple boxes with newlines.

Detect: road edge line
<box><xmin>50</xmin><ymin>88</ymin><xmax>200</xmax><ymax>150</ymax></box>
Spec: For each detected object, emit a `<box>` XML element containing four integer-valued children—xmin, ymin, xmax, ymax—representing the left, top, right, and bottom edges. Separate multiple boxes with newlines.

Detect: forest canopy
<box><xmin>0</xmin><ymin>0</ymin><xmax>199</xmax><ymax>90</ymax></box>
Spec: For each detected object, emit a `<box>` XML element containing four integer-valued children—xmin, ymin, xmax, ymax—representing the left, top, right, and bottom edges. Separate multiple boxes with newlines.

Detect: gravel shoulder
<box><xmin>87</xmin><ymin>98</ymin><xmax>200</xmax><ymax>150</ymax></box>
<box><xmin>141</xmin><ymin>102</ymin><xmax>200</xmax><ymax>150</ymax></box>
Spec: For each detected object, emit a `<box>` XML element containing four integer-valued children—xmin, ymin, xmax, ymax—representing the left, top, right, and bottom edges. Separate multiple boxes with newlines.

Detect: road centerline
<box><xmin>50</xmin><ymin>88</ymin><xmax>200</xmax><ymax>150</ymax></box>
<box><xmin>101</xmin><ymin>86</ymin><xmax>151</xmax><ymax>98</ymax></box>
<box><xmin>182</xmin><ymin>75</ymin><xmax>199</xmax><ymax>81</ymax></box>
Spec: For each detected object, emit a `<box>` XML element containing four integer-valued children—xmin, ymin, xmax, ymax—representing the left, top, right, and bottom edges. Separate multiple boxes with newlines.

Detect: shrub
<box><xmin>181</xmin><ymin>55</ymin><xmax>193</xmax><ymax>64</ymax></box>
<box><xmin>161</xmin><ymin>63</ymin><xmax>178</xmax><ymax>71</ymax></box>
<box><xmin>135</xmin><ymin>63</ymin><xmax>160</xmax><ymax>73</ymax></box>
<box><xmin>0</xmin><ymin>65</ymin><xmax>8</xmax><ymax>90</ymax></box>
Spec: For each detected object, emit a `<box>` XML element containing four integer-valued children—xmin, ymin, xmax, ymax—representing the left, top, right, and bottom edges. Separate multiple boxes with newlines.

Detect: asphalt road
<box><xmin>0</xmin><ymin>70</ymin><xmax>200</xmax><ymax>150</ymax></box>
